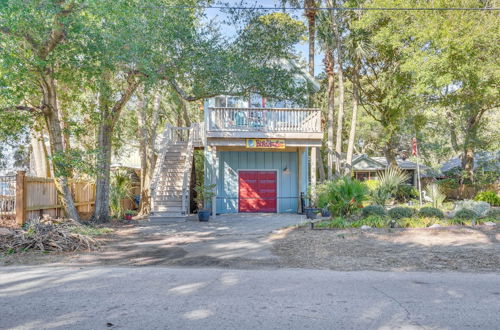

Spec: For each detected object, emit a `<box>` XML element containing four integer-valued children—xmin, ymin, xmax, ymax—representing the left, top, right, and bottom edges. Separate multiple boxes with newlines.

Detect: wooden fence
<box><xmin>0</xmin><ymin>171</ymin><xmax>96</xmax><ymax>226</ymax></box>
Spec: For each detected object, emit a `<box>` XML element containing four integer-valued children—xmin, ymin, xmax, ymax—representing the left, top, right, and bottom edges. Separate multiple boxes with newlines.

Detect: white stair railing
<box><xmin>180</xmin><ymin>123</ymin><xmax>197</xmax><ymax>215</ymax></box>
<box><xmin>151</xmin><ymin>124</ymin><xmax>172</xmax><ymax>210</ymax></box>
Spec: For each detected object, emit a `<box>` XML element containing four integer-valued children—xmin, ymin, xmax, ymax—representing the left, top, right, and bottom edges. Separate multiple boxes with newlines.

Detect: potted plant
<box><xmin>194</xmin><ymin>183</ymin><xmax>216</xmax><ymax>222</ymax></box>
<box><xmin>124</xmin><ymin>210</ymin><xmax>137</xmax><ymax>220</ymax></box>
<box><xmin>304</xmin><ymin>187</ymin><xmax>320</xmax><ymax>219</ymax></box>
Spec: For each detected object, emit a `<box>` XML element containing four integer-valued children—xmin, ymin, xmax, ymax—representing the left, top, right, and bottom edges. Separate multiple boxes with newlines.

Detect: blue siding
<box><xmin>213</xmin><ymin>151</ymin><xmax>301</xmax><ymax>213</ymax></box>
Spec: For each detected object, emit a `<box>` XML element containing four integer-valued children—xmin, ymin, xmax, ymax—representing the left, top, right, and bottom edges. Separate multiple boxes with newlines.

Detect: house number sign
<box><xmin>246</xmin><ymin>139</ymin><xmax>285</xmax><ymax>149</ymax></box>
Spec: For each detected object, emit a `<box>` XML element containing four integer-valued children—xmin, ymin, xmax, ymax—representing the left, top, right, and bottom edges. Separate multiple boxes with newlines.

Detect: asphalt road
<box><xmin>1</xmin><ymin>267</ymin><xmax>499</xmax><ymax>329</ymax></box>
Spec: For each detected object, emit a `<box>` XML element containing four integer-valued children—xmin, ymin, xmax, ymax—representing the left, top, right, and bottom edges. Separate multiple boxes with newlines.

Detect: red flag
<box><xmin>412</xmin><ymin>138</ymin><xmax>418</xmax><ymax>156</ymax></box>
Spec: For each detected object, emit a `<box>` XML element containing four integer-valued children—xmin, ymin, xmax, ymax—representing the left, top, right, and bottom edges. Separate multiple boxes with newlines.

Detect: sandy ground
<box><xmin>1</xmin><ymin>215</ymin><xmax>499</xmax><ymax>272</ymax></box>
<box><xmin>273</xmin><ymin>226</ymin><xmax>500</xmax><ymax>272</ymax></box>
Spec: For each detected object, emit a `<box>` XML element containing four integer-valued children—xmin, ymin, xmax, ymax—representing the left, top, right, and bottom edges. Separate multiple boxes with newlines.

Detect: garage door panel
<box><xmin>239</xmin><ymin>171</ymin><xmax>277</xmax><ymax>213</ymax></box>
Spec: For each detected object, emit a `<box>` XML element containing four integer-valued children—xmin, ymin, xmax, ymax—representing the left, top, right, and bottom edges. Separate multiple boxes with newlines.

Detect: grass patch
<box><xmin>70</xmin><ymin>226</ymin><xmax>113</xmax><ymax>236</ymax></box>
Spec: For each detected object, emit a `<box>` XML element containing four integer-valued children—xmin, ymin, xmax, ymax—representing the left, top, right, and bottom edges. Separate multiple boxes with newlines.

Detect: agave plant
<box><xmin>424</xmin><ymin>183</ymin><xmax>446</xmax><ymax>208</ymax></box>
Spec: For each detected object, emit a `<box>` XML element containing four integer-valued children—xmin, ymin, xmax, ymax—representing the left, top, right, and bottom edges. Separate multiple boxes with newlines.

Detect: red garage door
<box><xmin>238</xmin><ymin>171</ymin><xmax>277</xmax><ymax>213</ymax></box>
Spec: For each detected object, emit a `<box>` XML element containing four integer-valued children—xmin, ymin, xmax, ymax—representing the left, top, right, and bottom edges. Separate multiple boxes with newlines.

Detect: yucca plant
<box><xmin>371</xmin><ymin>167</ymin><xmax>410</xmax><ymax>206</ymax></box>
<box><xmin>425</xmin><ymin>183</ymin><xmax>446</xmax><ymax>208</ymax></box>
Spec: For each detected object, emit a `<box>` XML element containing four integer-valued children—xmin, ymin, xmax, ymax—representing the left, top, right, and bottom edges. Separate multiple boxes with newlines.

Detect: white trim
<box><xmin>236</xmin><ymin>169</ymin><xmax>280</xmax><ymax>213</ymax></box>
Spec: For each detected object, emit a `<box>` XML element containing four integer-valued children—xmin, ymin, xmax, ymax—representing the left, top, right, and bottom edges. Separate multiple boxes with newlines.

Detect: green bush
<box><xmin>371</xmin><ymin>167</ymin><xmax>411</xmax><ymax>206</ymax></box>
<box><xmin>364</xmin><ymin>179</ymin><xmax>379</xmax><ymax>192</ymax></box>
<box><xmin>454</xmin><ymin>208</ymin><xmax>479</xmax><ymax>220</ymax></box>
<box><xmin>395</xmin><ymin>185</ymin><xmax>418</xmax><ymax>202</ymax></box>
<box><xmin>398</xmin><ymin>216</ymin><xmax>443</xmax><ymax>228</ymax></box>
<box><xmin>352</xmin><ymin>215</ymin><xmax>387</xmax><ymax>228</ymax></box>
<box><xmin>316</xmin><ymin>217</ymin><xmax>349</xmax><ymax>229</ymax></box>
<box><xmin>485</xmin><ymin>208</ymin><xmax>500</xmax><ymax>220</ymax></box>
<box><xmin>362</xmin><ymin>205</ymin><xmax>386</xmax><ymax>217</ymax></box>
<box><xmin>438</xmin><ymin>178</ymin><xmax>459</xmax><ymax>189</ymax></box>
<box><xmin>388</xmin><ymin>207</ymin><xmax>414</xmax><ymax>219</ymax></box>
<box><xmin>319</xmin><ymin>177</ymin><xmax>368</xmax><ymax>216</ymax></box>
<box><xmin>474</xmin><ymin>191</ymin><xmax>500</xmax><ymax>206</ymax></box>
<box><xmin>418</xmin><ymin>207</ymin><xmax>444</xmax><ymax>219</ymax></box>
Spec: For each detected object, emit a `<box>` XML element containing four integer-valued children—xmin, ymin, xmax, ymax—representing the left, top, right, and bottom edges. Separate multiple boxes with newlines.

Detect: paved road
<box><xmin>1</xmin><ymin>266</ymin><xmax>499</xmax><ymax>329</ymax></box>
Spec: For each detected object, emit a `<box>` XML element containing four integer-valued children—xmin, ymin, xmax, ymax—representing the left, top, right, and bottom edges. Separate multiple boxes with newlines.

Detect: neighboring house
<box><xmin>440</xmin><ymin>151</ymin><xmax>500</xmax><ymax>175</ymax></box>
<box><xmin>151</xmin><ymin>64</ymin><xmax>321</xmax><ymax>217</ymax></box>
<box><xmin>350</xmin><ymin>154</ymin><xmax>432</xmax><ymax>186</ymax></box>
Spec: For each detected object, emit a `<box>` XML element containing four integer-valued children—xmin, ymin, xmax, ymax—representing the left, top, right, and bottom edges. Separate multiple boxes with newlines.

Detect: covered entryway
<box><xmin>238</xmin><ymin>171</ymin><xmax>277</xmax><ymax>213</ymax></box>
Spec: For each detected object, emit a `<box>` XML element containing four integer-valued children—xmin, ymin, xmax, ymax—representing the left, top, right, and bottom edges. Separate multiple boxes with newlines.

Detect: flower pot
<box><xmin>124</xmin><ymin>215</ymin><xmax>133</xmax><ymax>220</ymax></box>
<box><xmin>198</xmin><ymin>209</ymin><xmax>210</xmax><ymax>222</ymax></box>
<box><xmin>305</xmin><ymin>208</ymin><xmax>318</xmax><ymax>220</ymax></box>
<box><xmin>321</xmin><ymin>208</ymin><xmax>331</xmax><ymax>217</ymax></box>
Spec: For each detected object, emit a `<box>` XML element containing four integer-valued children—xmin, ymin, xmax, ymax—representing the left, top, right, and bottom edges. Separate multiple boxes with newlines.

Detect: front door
<box><xmin>238</xmin><ymin>171</ymin><xmax>277</xmax><ymax>213</ymax></box>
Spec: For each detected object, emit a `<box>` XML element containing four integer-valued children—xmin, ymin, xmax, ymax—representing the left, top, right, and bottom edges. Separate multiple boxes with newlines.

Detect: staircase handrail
<box><xmin>181</xmin><ymin>123</ymin><xmax>197</xmax><ymax>214</ymax></box>
<box><xmin>150</xmin><ymin>123</ymin><xmax>172</xmax><ymax>206</ymax></box>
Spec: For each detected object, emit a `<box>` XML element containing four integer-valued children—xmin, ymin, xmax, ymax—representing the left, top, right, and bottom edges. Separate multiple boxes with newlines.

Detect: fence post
<box><xmin>15</xmin><ymin>171</ymin><xmax>26</xmax><ymax>226</ymax></box>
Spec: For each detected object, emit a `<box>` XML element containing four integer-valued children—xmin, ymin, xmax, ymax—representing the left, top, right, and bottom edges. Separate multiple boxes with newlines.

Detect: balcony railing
<box><xmin>207</xmin><ymin>107</ymin><xmax>321</xmax><ymax>133</ymax></box>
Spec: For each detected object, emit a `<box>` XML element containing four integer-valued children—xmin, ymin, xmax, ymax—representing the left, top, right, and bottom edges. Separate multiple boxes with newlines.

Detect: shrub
<box><xmin>424</xmin><ymin>183</ymin><xmax>446</xmax><ymax>208</ymax></box>
<box><xmin>388</xmin><ymin>207</ymin><xmax>414</xmax><ymax>219</ymax></box>
<box><xmin>316</xmin><ymin>217</ymin><xmax>349</xmax><ymax>229</ymax></box>
<box><xmin>474</xmin><ymin>191</ymin><xmax>500</xmax><ymax>207</ymax></box>
<box><xmin>321</xmin><ymin>177</ymin><xmax>368</xmax><ymax>216</ymax></box>
<box><xmin>397</xmin><ymin>216</ymin><xmax>442</xmax><ymax>228</ymax></box>
<box><xmin>352</xmin><ymin>215</ymin><xmax>387</xmax><ymax>228</ymax></box>
<box><xmin>485</xmin><ymin>208</ymin><xmax>500</xmax><ymax>221</ymax></box>
<box><xmin>454</xmin><ymin>209</ymin><xmax>479</xmax><ymax>220</ymax></box>
<box><xmin>418</xmin><ymin>207</ymin><xmax>444</xmax><ymax>219</ymax></box>
<box><xmin>362</xmin><ymin>205</ymin><xmax>386</xmax><ymax>217</ymax></box>
<box><xmin>453</xmin><ymin>200</ymin><xmax>490</xmax><ymax>217</ymax></box>
<box><xmin>438</xmin><ymin>178</ymin><xmax>459</xmax><ymax>189</ymax></box>
<box><xmin>395</xmin><ymin>184</ymin><xmax>418</xmax><ymax>202</ymax></box>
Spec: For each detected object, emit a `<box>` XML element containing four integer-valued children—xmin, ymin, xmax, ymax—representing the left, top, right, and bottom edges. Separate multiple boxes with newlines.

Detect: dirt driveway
<box><xmin>1</xmin><ymin>215</ymin><xmax>499</xmax><ymax>272</ymax></box>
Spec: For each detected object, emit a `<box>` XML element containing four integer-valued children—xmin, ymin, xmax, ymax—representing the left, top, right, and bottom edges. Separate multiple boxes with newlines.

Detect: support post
<box><xmin>310</xmin><ymin>147</ymin><xmax>317</xmax><ymax>206</ymax></box>
<box><xmin>297</xmin><ymin>147</ymin><xmax>303</xmax><ymax>213</ymax></box>
<box><xmin>15</xmin><ymin>171</ymin><xmax>26</xmax><ymax>226</ymax></box>
<box><xmin>211</xmin><ymin>146</ymin><xmax>217</xmax><ymax>219</ymax></box>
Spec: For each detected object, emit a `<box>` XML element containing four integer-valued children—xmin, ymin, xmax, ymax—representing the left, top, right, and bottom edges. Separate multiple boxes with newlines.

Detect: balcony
<box><xmin>206</xmin><ymin>107</ymin><xmax>323</xmax><ymax>141</ymax></box>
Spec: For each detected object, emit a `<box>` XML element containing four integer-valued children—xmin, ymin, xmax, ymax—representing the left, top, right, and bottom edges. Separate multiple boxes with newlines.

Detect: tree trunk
<box><xmin>383</xmin><ymin>134</ymin><xmax>398</xmax><ymax>168</ymax></box>
<box><xmin>138</xmin><ymin>92</ymin><xmax>161</xmax><ymax>216</ymax></box>
<box><xmin>325</xmin><ymin>48</ymin><xmax>335</xmax><ymax>180</ymax></box>
<box><xmin>345</xmin><ymin>65</ymin><xmax>359</xmax><ymax>176</ymax></box>
<box><xmin>93</xmin><ymin>121</ymin><xmax>113</xmax><ymax>223</ymax></box>
<box><xmin>92</xmin><ymin>72</ymin><xmax>141</xmax><ymax>223</ymax></box>
<box><xmin>332</xmin><ymin>7</ymin><xmax>345</xmax><ymax>175</ymax></box>
<box><xmin>40</xmin><ymin>74</ymin><xmax>80</xmax><ymax>221</ymax></box>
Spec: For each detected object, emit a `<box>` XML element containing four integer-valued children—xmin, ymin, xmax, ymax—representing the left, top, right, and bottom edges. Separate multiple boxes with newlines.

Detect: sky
<box><xmin>204</xmin><ymin>0</ymin><xmax>325</xmax><ymax>74</ymax></box>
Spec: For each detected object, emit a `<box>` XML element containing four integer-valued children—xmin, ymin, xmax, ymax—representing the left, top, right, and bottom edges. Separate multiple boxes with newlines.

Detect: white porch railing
<box><xmin>207</xmin><ymin>107</ymin><xmax>321</xmax><ymax>133</ymax></box>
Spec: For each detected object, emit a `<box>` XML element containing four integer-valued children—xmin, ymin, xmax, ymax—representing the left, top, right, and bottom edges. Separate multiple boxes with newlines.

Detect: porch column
<box><xmin>297</xmin><ymin>147</ymin><xmax>303</xmax><ymax>213</ymax></box>
<box><xmin>211</xmin><ymin>146</ymin><xmax>217</xmax><ymax>218</ymax></box>
<box><xmin>310</xmin><ymin>147</ymin><xmax>317</xmax><ymax>204</ymax></box>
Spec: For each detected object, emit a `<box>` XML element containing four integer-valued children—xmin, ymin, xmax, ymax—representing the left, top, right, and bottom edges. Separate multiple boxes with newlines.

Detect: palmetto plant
<box><xmin>321</xmin><ymin>177</ymin><xmax>368</xmax><ymax>216</ymax></box>
<box><xmin>110</xmin><ymin>170</ymin><xmax>133</xmax><ymax>219</ymax></box>
<box><xmin>425</xmin><ymin>183</ymin><xmax>446</xmax><ymax>208</ymax></box>
<box><xmin>372</xmin><ymin>167</ymin><xmax>410</xmax><ymax>206</ymax></box>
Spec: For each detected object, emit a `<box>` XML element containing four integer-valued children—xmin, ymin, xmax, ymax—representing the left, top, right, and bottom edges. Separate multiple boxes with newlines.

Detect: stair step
<box><xmin>155</xmin><ymin>200</ymin><xmax>182</xmax><ymax>205</ymax></box>
<box><xmin>150</xmin><ymin>212</ymin><xmax>186</xmax><ymax>218</ymax></box>
<box><xmin>154</xmin><ymin>205</ymin><xmax>183</xmax><ymax>212</ymax></box>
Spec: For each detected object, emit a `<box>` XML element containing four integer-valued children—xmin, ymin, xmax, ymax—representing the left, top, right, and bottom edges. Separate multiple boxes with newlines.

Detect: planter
<box><xmin>124</xmin><ymin>214</ymin><xmax>133</xmax><ymax>220</ymax></box>
<box><xmin>305</xmin><ymin>208</ymin><xmax>319</xmax><ymax>220</ymax></box>
<box><xmin>198</xmin><ymin>209</ymin><xmax>210</xmax><ymax>222</ymax></box>
<box><xmin>321</xmin><ymin>208</ymin><xmax>331</xmax><ymax>217</ymax></box>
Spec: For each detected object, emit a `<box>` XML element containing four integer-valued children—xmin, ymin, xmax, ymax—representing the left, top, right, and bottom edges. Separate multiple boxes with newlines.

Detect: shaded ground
<box><xmin>1</xmin><ymin>214</ymin><xmax>499</xmax><ymax>272</ymax></box>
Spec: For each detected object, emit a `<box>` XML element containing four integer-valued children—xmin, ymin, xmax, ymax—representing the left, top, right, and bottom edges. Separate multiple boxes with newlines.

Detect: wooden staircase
<box><xmin>151</xmin><ymin>124</ymin><xmax>199</xmax><ymax>218</ymax></box>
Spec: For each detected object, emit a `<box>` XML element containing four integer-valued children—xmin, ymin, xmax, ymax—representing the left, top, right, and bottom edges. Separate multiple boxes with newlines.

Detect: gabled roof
<box><xmin>351</xmin><ymin>154</ymin><xmax>431</xmax><ymax>171</ymax></box>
